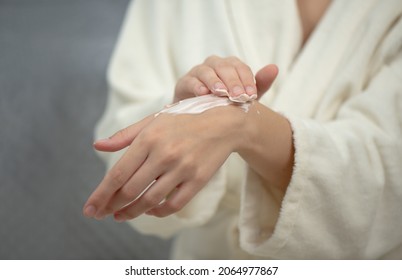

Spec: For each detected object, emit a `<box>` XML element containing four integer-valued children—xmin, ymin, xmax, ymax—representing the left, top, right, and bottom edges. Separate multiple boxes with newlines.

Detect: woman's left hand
<box><xmin>173</xmin><ymin>55</ymin><xmax>278</xmax><ymax>103</ymax></box>
<box><xmin>83</xmin><ymin>105</ymin><xmax>249</xmax><ymax>221</ymax></box>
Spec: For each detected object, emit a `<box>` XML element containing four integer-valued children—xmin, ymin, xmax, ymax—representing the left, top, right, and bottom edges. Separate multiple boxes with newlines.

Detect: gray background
<box><xmin>0</xmin><ymin>0</ymin><xmax>171</xmax><ymax>259</ymax></box>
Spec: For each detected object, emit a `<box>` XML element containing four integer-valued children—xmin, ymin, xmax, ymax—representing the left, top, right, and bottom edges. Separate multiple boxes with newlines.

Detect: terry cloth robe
<box><xmin>95</xmin><ymin>0</ymin><xmax>402</xmax><ymax>259</ymax></box>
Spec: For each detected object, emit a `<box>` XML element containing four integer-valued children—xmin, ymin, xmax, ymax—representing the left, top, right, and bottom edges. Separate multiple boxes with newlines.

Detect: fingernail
<box><xmin>198</xmin><ymin>85</ymin><xmax>209</xmax><ymax>95</ymax></box>
<box><xmin>114</xmin><ymin>213</ymin><xmax>126</xmax><ymax>222</ymax></box>
<box><xmin>93</xmin><ymin>138</ymin><xmax>110</xmax><ymax>145</ymax></box>
<box><xmin>213</xmin><ymin>82</ymin><xmax>226</xmax><ymax>91</ymax></box>
<box><xmin>232</xmin><ymin>85</ymin><xmax>245</xmax><ymax>96</ymax></box>
<box><xmin>145</xmin><ymin>210</ymin><xmax>154</xmax><ymax>216</ymax></box>
<box><xmin>84</xmin><ymin>205</ymin><xmax>97</xmax><ymax>217</ymax></box>
<box><xmin>95</xmin><ymin>211</ymin><xmax>106</xmax><ymax>220</ymax></box>
<box><xmin>245</xmin><ymin>86</ymin><xmax>256</xmax><ymax>95</ymax></box>
<box><xmin>214</xmin><ymin>88</ymin><xmax>229</xmax><ymax>97</ymax></box>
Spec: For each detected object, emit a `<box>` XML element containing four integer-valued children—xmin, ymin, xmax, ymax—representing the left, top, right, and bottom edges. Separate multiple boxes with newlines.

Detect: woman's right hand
<box><xmin>173</xmin><ymin>55</ymin><xmax>279</xmax><ymax>103</ymax></box>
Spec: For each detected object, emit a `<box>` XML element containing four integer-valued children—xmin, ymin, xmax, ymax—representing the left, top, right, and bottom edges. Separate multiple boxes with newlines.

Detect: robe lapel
<box><xmin>269</xmin><ymin>0</ymin><xmax>378</xmax><ymax>117</ymax></box>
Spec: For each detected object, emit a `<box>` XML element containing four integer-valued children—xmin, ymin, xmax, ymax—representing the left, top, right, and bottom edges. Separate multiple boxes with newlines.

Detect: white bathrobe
<box><xmin>95</xmin><ymin>0</ymin><xmax>402</xmax><ymax>259</ymax></box>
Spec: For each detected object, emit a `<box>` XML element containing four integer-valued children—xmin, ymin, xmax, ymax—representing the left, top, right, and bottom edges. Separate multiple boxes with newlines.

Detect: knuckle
<box><xmin>204</xmin><ymin>55</ymin><xmax>244</xmax><ymax>69</ymax></box>
<box><xmin>225</xmin><ymin>77</ymin><xmax>243</xmax><ymax>87</ymax></box>
<box><xmin>215</xmin><ymin>61</ymin><xmax>239</xmax><ymax>75</ymax></box>
<box><xmin>237</xmin><ymin>63</ymin><xmax>252</xmax><ymax>73</ymax></box>
<box><xmin>228</xmin><ymin>57</ymin><xmax>249</xmax><ymax>70</ymax></box>
<box><xmin>192</xmin><ymin>169</ymin><xmax>208</xmax><ymax>186</ymax></box>
<box><xmin>229</xmin><ymin>56</ymin><xmax>245</xmax><ymax>65</ymax></box>
<box><xmin>164</xmin><ymin>200</ymin><xmax>184</xmax><ymax>214</ymax></box>
<box><xmin>188</xmin><ymin>64</ymin><xmax>202</xmax><ymax>75</ymax></box>
<box><xmin>226</xmin><ymin>56</ymin><xmax>240</xmax><ymax>63</ymax></box>
<box><xmin>194</xmin><ymin>64</ymin><xmax>213</xmax><ymax>77</ymax></box>
<box><xmin>192</xmin><ymin>81</ymin><xmax>203</xmax><ymax>93</ymax></box>
<box><xmin>142</xmin><ymin>194</ymin><xmax>162</xmax><ymax>208</ymax></box>
<box><xmin>107</xmin><ymin>168</ymin><xmax>127</xmax><ymax>187</ymax></box>
<box><xmin>139</xmin><ymin>127</ymin><xmax>161</xmax><ymax>147</ymax></box>
<box><xmin>214</xmin><ymin>58</ymin><xmax>230</xmax><ymax>69</ymax></box>
<box><xmin>204</xmin><ymin>55</ymin><xmax>220</xmax><ymax>64</ymax></box>
<box><xmin>160</xmin><ymin>151</ymin><xmax>178</xmax><ymax>166</ymax></box>
<box><xmin>119</xmin><ymin>187</ymin><xmax>137</xmax><ymax>200</ymax></box>
<box><xmin>159</xmin><ymin>143</ymin><xmax>181</xmax><ymax>165</ymax></box>
<box><xmin>179</xmin><ymin>156</ymin><xmax>197</xmax><ymax>176</ymax></box>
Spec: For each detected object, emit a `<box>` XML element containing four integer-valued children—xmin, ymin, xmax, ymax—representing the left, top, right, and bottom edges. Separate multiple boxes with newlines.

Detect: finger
<box><xmin>205</xmin><ymin>56</ymin><xmax>254</xmax><ymax>98</ymax></box>
<box><xmin>93</xmin><ymin>115</ymin><xmax>154</xmax><ymax>152</ymax></box>
<box><xmin>193</xmin><ymin>64</ymin><xmax>228</xmax><ymax>93</ymax></box>
<box><xmin>114</xmin><ymin>172</ymin><xmax>182</xmax><ymax>221</ymax></box>
<box><xmin>83</xmin><ymin>144</ymin><xmax>148</xmax><ymax>219</ymax></box>
<box><xmin>101</xmin><ymin>159</ymin><xmax>164</xmax><ymax>216</ymax></box>
<box><xmin>255</xmin><ymin>64</ymin><xmax>279</xmax><ymax>99</ymax></box>
<box><xmin>174</xmin><ymin>75</ymin><xmax>210</xmax><ymax>102</ymax></box>
<box><xmin>235</xmin><ymin>62</ymin><xmax>257</xmax><ymax>98</ymax></box>
<box><xmin>145</xmin><ymin>181</ymin><xmax>198</xmax><ymax>218</ymax></box>
<box><xmin>212</xmin><ymin>59</ymin><xmax>246</xmax><ymax>98</ymax></box>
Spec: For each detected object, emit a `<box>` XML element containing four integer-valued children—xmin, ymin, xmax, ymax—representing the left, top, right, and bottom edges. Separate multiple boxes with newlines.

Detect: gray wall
<box><xmin>0</xmin><ymin>0</ymin><xmax>171</xmax><ymax>259</ymax></box>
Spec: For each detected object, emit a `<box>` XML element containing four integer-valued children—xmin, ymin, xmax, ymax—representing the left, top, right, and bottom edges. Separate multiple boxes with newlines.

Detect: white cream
<box><xmin>155</xmin><ymin>94</ymin><xmax>254</xmax><ymax>116</ymax></box>
<box><xmin>214</xmin><ymin>88</ymin><xmax>257</xmax><ymax>103</ymax></box>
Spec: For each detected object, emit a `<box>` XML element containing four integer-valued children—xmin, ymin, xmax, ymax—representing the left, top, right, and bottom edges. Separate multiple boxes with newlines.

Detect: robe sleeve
<box><xmin>94</xmin><ymin>0</ymin><xmax>227</xmax><ymax>238</ymax></box>
<box><xmin>239</xmin><ymin>49</ymin><xmax>402</xmax><ymax>259</ymax></box>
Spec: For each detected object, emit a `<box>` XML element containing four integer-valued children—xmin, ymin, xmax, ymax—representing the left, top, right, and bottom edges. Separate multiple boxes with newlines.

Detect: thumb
<box><xmin>93</xmin><ymin>115</ymin><xmax>154</xmax><ymax>152</ymax></box>
<box><xmin>255</xmin><ymin>64</ymin><xmax>279</xmax><ymax>99</ymax></box>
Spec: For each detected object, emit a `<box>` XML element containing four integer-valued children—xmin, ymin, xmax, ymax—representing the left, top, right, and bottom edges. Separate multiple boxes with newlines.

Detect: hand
<box><xmin>83</xmin><ymin>105</ymin><xmax>248</xmax><ymax>221</ymax></box>
<box><xmin>174</xmin><ymin>55</ymin><xmax>278</xmax><ymax>102</ymax></box>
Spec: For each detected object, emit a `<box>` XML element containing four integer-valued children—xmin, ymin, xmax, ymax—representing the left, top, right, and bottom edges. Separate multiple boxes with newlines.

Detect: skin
<box><xmin>83</xmin><ymin>60</ymin><xmax>291</xmax><ymax>221</ymax></box>
<box><xmin>83</xmin><ymin>0</ymin><xmax>331</xmax><ymax>221</ymax></box>
<box><xmin>297</xmin><ymin>0</ymin><xmax>332</xmax><ymax>44</ymax></box>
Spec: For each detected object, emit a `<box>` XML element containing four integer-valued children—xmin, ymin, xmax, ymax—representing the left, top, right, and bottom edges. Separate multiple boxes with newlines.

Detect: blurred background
<box><xmin>0</xmin><ymin>0</ymin><xmax>171</xmax><ymax>259</ymax></box>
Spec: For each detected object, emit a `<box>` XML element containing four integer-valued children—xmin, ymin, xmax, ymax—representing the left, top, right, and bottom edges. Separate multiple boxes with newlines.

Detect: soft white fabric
<box><xmin>95</xmin><ymin>0</ymin><xmax>402</xmax><ymax>259</ymax></box>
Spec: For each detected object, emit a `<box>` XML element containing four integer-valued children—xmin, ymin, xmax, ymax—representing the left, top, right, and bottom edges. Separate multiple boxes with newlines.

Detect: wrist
<box><xmin>198</xmin><ymin>102</ymin><xmax>252</xmax><ymax>153</ymax></box>
<box><xmin>235</xmin><ymin>101</ymin><xmax>263</xmax><ymax>154</ymax></box>
<box><xmin>237</xmin><ymin>101</ymin><xmax>295</xmax><ymax>191</ymax></box>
